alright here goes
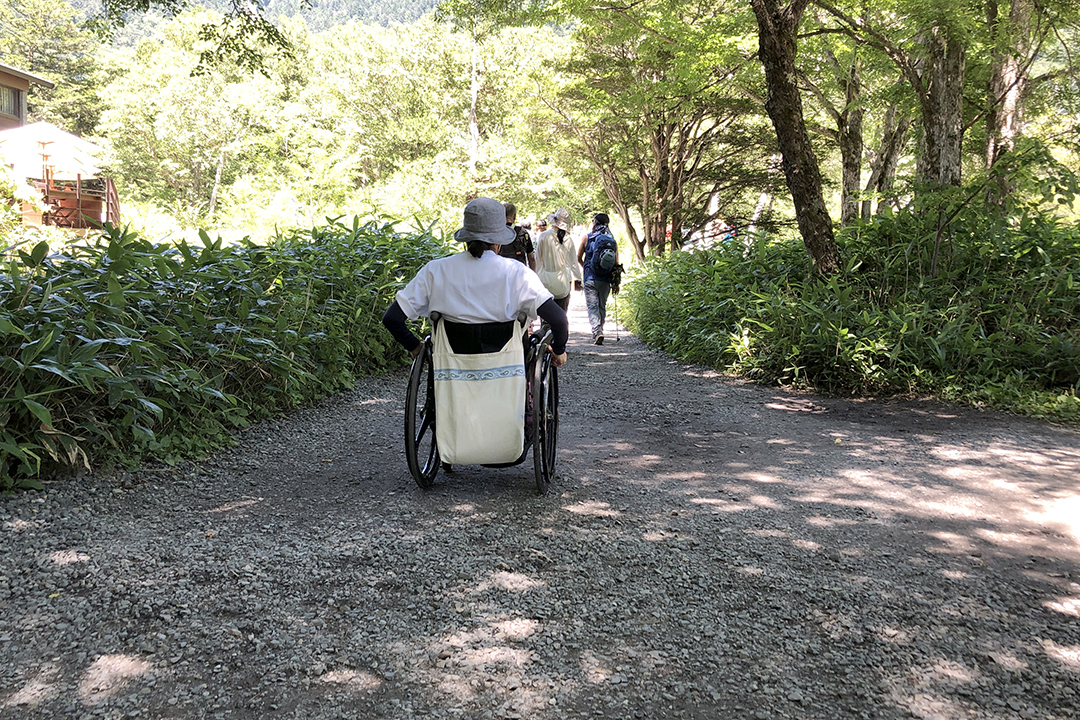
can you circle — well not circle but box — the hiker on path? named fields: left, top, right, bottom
left=577, top=212, right=620, bottom=345
left=534, top=208, right=582, bottom=313
left=532, top=215, right=548, bottom=243
left=381, top=197, right=568, bottom=366
left=498, top=202, right=536, bottom=271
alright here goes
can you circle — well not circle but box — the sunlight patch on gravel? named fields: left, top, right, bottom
left=487, top=571, right=544, bottom=592
left=562, top=501, right=620, bottom=517
left=1041, top=639, right=1080, bottom=669
left=49, top=549, right=90, bottom=565
left=747, top=494, right=783, bottom=509
left=654, top=471, right=708, bottom=481
left=320, top=669, right=381, bottom=691
left=792, top=538, right=822, bottom=551
left=1031, top=495, right=1080, bottom=542
left=78, top=654, right=152, bottom=704
left=492, top=618, right=539, bottom=640
left=2, top=665, right=58, bottom=708
left=1044, top=594, right=1080, bottom=618
left=3, top=518, right=41, bottom=532
left=457, top=645, right=533, bottom=669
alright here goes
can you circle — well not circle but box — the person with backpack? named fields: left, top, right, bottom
left=498, top=202, right=536, bottom=271
left=534, top=208, right=581, bottom=313
left=577, top=212, right=620, bottom=345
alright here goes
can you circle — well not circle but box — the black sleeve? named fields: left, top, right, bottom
left=536, top=298, right=568, bottom=355
left=382, top=301, right=421, bottom=353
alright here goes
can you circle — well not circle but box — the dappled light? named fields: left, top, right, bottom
left=1041, top=640, right=1080, bottom=669
left=1035, top=496, right=1080, bottom=541
left=49, top=550, right=90, bottom=565
left=1044, top=594, right=1080, bottom=618
left=1, top=666, right=58, bottom=708
left=580, top=650, right=614, bottom=684
left=77, top=655, right=152, bottom=704
left=486, top=571, right=544, bottom=592
left=562, top=501, right=621, bottom=517
left=319, top=669, right=382, bottom=693
left=2, top=295, right=1077, bottom=720
left=3, top=519, right=41, bottom=532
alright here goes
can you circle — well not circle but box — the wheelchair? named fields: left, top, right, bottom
left=404, top=312, right=560, bottom=494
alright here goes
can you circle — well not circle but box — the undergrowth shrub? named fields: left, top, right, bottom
left=0, top=218, right=444, bottom=489
left=622, top=208, right=1080, bottom=422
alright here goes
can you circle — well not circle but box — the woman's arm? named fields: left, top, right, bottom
left=536, top=297, right=569, bottom=366
left=381, top=301, right=423, bottom=357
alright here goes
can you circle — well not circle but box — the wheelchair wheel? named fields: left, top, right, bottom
left=531, top=346, right=559, bottom=494
left=405, top=342, right=440, bottom=489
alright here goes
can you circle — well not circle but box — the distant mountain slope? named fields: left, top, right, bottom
left=74, top=0, right=439, bottom=34
left=261, top=0, right=439, bottom=31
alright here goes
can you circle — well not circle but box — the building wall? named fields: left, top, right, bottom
left=0, top=70, right=31, bottom=131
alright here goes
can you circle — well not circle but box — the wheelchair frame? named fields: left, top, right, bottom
left=404, top=317, right=559, bottom=494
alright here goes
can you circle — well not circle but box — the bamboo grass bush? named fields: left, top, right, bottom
left=622, top=207, right=1080, bottom=422
left=0, top=218, right=444, bottom=489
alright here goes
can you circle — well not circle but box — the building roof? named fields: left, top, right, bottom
left=0, top=121, right=102, bottom=180
left=0, top=62, right=55, bottom=89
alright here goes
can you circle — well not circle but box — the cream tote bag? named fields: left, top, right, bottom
left=432, top=320, right=526, bottom=465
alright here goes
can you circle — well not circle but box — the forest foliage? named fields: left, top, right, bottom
left=623, top=157, right=1080, bottom=422
left=0, top=219, right=442, bottom=489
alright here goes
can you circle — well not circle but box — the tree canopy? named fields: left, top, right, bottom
left=4, top=0, right=1079, bottom=266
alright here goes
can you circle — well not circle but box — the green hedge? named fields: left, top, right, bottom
left=622, top=209, right=1080, bottom=422
left=1, top=218, right=444, bottom=489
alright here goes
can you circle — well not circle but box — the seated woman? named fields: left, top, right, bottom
left=381, top=197, right=569, bottom=365
left=382, top=197, right=569, bottom=466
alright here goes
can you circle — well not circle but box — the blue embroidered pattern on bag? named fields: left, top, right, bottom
left=434, top=365, right=526, bottom=381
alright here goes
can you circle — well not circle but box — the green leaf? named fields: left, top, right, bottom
left=21, top=398, right=53, bottom=428
left=30, top=241, right=49, bottom=267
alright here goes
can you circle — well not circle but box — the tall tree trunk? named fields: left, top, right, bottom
left=614, top=205, right=645, bottom=263
left=839, top=46, right=863, bottom=227
left=862, top=104, right=911, bottom=220
left=468, top=36, right=480, bottom=181
left=985, top=0, right=1034, bottom=206
left=917, top=28, right=965, bottom=187
left=750, top=0, right=840, bottom=273
left=208, top=148, right=225, bottom=217
left=985, top=0, right=1032, bottom=168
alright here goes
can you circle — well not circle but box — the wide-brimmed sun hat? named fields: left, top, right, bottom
left=551, top=208, right=571, bottom=230
left=453, top=197, right=517, bottom=245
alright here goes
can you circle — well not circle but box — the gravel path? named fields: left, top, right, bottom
left=3, top=295, right=1079, bottom=720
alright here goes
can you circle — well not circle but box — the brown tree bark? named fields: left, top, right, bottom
left=750, top=0, right=840, bottom=273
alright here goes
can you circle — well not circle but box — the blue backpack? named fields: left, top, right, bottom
left=589, top=230, right=618, bottom=276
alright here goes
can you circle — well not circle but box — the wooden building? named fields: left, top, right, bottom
left=0, top=121, right=121, bottom=229
left=0, top=62, right=54, bottom=131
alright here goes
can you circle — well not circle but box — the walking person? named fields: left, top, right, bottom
left=577, top=213, right=620, bottom=345
left=498, top=202, right=536, bottom=271
left=534, top=208, right=581, bottom=313
left=532, top=215, right=548, bottom=244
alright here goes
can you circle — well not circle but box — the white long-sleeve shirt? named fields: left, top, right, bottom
left=534, top=229, right=582, bottom=299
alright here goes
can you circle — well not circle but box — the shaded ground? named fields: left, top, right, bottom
left=2, top=294, right=1079, bottom=719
